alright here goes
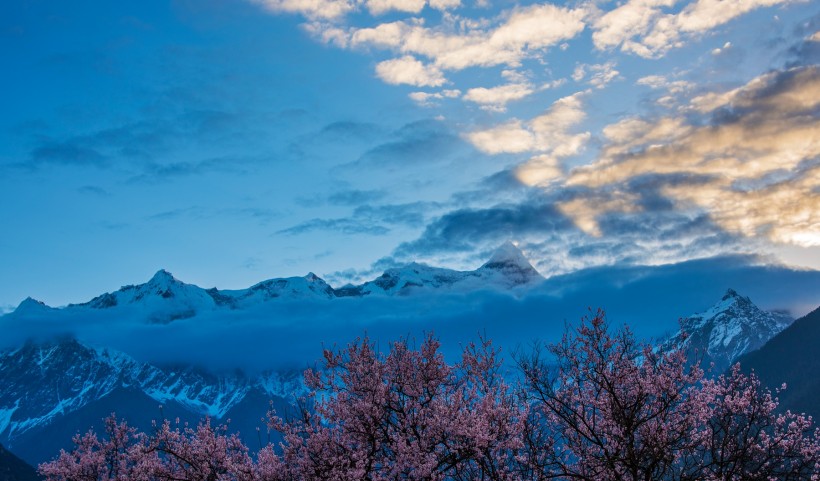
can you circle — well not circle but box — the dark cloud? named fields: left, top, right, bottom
left=277, top=218, right=390, bottom=236
left=77, top=185, right=110, bottom=196
left=352, top=120, right=464, bottom=168
left=30, top=142, right=106, bottom=167
left=278, top=202, right=438, bottom=236
left=352, top=202, right=436, bottom=228
left=317, top=121, right=382, bottom=142
left=395, top=200, right=575, bottom=256
left=327, top=189, right=388, bottom=206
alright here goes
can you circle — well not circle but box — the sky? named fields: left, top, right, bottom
left=1, top=0, right=819, bottom=312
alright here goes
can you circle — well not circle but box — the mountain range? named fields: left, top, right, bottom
left=0, top=244, right=815, bottom=468
left=6, top=241, right=543, bottom=325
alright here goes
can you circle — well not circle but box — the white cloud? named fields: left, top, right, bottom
left=409, top=89, right=461, bottom=106
left=588, top=61, right=620, bottom=88
left=463, top=83, right=535, bottom=111
left=375, top=56, right=446, bottom=86
left=366, top=0, right=426, bottom=15
left=592, top=0, right=798, bottom=58
left=341, top=3, right=586, bottom=71
left=252, top=0, right=355, bottom=20
left=467, top=121, right=534, bottom=154
left=572, top=64, right=586, bottom=82
left=467, top=93, right=590, bottom=163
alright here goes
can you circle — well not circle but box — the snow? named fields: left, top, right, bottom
left=662, top=288, right=794, bottom=373
left=0, top=402, right=18, bottom=435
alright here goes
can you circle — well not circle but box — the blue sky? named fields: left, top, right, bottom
left=1, top=0, right=819, bottom=310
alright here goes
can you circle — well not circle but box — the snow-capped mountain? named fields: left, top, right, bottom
left=660, top=288, right=793, bottom=374
left=3, top=242, right=543, bottom=322
left=352, top=242, right=543, bottom=296
left=0, top=338, right=302, bottom=465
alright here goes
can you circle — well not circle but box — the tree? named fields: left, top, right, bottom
left=266, top=335, right=528, bottom=481
left=517, top=310, right=820, bottom=481
left=40, top=312, right=820, bottom=481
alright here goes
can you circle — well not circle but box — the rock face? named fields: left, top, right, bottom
left=660, top=289, right=793, bottom=374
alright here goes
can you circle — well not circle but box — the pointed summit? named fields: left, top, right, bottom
left=14, top=297, right=52, bottom=313
left=482, top=242, right=537, bottom=271
left=723, top=288, right=739, bottom=299
left=479, top=242, right=543, bottom=286
left=148, top=269, right=176, bottom=285
left=661, top=289, right=793, bottom=374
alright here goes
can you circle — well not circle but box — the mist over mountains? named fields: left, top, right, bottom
left=2, top=247, right=819, bottom=373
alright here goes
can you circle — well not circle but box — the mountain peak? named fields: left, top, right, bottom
left=479, top=242, right=543, bottom=285
left=483, top=242, right=531, bottom=268
left=149, top=269, right=176, bottom=284
left=722, top=288, right=741, bottom=301
left=15, top=297, right=51, bottom=312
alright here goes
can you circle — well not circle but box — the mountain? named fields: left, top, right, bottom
left=0, top=338, right=301, bottom=466
left=737, top=306, right=820, bottom=419
left=0, top=444, right=39, bottom=481
left=2, top=243, right=543, bottom=322
left=660, top=289, right=792, bottom=374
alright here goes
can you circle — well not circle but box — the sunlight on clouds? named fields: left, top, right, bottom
left=467, top=121, right=533, bottom=154
left=375, top=55, right=446, bottom=86
left=567, top=66, right=820, bottom=248
left=557, top=194, right=640, bottom=237
left=513, top=154, right=563, bottom=186
left=467, top=93, right=590, bottom=160
left=664, top=167, right=820, bottom=247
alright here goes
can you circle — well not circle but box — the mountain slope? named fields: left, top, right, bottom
left=738, top=306, right=820, bottom=419
left=0, top=339, right=300, bottom=465
left=660, top=289, right=792, bottom=374
left=0, top=444, right=38, bottom=481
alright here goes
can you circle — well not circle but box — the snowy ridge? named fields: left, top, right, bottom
left=660, top=289, right=793, bottom=373
left=3, top=243, right=544, bottom=323
left=0, top=339, right=305, bottom=442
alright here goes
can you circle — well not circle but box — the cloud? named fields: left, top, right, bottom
left=408, top=89, right=461, bottom=107
left=592, top=0, right=798, bottom=58
left=327, top=189, right=388, bottom=206
left=395, top=200, right=576, bottom=257
left=278, top=201, right=438, bottom=236
left=572, top=61, right=621, bottom=89
left=29, top=142, right=106, bottom=167
left=463, top=83, right=535, bottom=111
left=77, top=185, right=110, bottom=196
left=375, top=56, right=446, bottom=87
left=337, top=3, right=586, bottom=72
left=355, top=119, right=463, bottom=166
left=278, top=218, right=391, bottom=236
left=366, top=0, right=426, bottom=15
left=468, top=93, right=589, bottom=155
left=251, top=0, right=355, bottom=20
left=566, top=65, right=820, bottom=248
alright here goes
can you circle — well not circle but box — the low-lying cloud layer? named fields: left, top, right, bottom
left=2, top=256, right=818, bottom=373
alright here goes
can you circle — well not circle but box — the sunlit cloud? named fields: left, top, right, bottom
left=566, top=65, right=820, bottom=248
